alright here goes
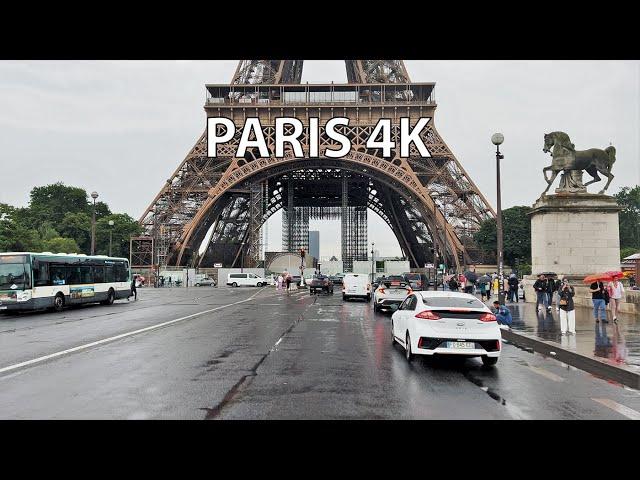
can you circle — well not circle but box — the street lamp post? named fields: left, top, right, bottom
left=108, top=220, right=114, bottom=257
left=371, top=242, right=375, bottom=284
left=240, top=241, right=245, bottom=273
left=90, top=191, right=98, bottom=255
left=492, top=132, right=505, bottom=305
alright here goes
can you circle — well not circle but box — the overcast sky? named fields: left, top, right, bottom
left=0, top=60, right=638, bottom=258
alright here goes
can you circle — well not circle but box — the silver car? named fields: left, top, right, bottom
left=195, top=277, right=216, bottom=287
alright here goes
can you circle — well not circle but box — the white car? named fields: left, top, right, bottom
left=373, top=279, right=412, bottom=312
left=391, top=291, right=501, bottom=366
left=342, top=273, right=371, bottom=301
left=226, top=272, right=267, bottom=287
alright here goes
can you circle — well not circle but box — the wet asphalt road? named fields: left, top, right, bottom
left=1, top=286, right=640, bottom=419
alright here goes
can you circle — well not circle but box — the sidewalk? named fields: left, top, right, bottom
left=490, top=296, right=640, bottom=387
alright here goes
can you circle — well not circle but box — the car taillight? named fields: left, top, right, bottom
left=479, top=313, right=497, bottom=322
left=415, top=310, right=440, bottom=320
left=378, top=287, right=385, bottom=294
left=406, top=288, right=413, bottom=295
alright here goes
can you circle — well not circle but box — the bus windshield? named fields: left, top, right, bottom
left=0, top=263, right=30, bottom=290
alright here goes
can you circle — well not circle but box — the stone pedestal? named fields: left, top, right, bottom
left=530, top=194, right=622, bottom=277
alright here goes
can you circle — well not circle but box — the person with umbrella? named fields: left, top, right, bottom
left=477, top=274, right=490, bottom=301
left=585, top=274, right=608, bottom=323
left=606, top=272, right=625, bottom=323
left=463, top=270, right=477, bottom=295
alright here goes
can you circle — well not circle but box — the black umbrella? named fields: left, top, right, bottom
left=464, top=270, right=478, bottom=282
left=478, top=274, right=491, bottom=283
left=539, top=272, right=557, bottom=278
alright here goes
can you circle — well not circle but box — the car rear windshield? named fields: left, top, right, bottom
left=404, top=274, right=420, bottom=280
left=420, top=296, right=486, bottom=309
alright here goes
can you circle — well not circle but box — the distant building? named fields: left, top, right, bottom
left=309, top=231, right=320, bottom=260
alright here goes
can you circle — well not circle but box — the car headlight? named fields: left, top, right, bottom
left=17, top=290, right=32, bottom=302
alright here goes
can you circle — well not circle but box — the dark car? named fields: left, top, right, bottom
left=291, top=275, right=302, bottom=286
left=403, top=272, right=429, bottom=291
left=329, top=274, right=344, bottom=285
left=381, top=275, right=406, bottom=287
left=309, top=275, right=334, bottom=295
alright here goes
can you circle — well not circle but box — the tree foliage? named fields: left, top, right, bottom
left=473, top=206, right=532, bottom=267
left=614, top=185, right=640, bottom=250
left=0, top=183, right=139, bottom=258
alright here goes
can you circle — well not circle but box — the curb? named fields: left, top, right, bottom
left=501, top=329, right=640, bottom=390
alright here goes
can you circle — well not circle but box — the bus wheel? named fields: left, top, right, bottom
left=102, top=289, right=115, bottom=305
left=53, top=293, right=65, bottom=312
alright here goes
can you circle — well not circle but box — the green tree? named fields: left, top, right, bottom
left=42, top=237, right=81, bottom=254
left=473, top=206, right=532, bottom=266
left=59, top=212, right=92, bottom=253
left=621, top=246, right=638, bottom=260
left=27, top=183, right=89, bottom=227
left=95, top=214, right=142, bottom=258
left=614, top=185, right=640, bottom=249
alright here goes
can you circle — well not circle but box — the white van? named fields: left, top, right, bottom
left=342, top=273, right=371, bottom=301
left=227, top=272, right=267, bottom=287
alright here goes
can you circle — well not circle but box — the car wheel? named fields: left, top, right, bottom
left=232, top=282, right=238, bottom=287
left=53, top=293, right=65, bottom=312
left=256, top=282, right=262, bottom=287
left=482, top=356, right=498, bottom=367
left=405, top=332, right=413, bottom=362
left=195, top=283, right=200, bottom=287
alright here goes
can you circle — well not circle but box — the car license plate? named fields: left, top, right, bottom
left=447, top=341, right=474, bottom=349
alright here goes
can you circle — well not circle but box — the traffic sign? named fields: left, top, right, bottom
left=214, top=263, right=222, bottom=268
left=425, top=263, right=434, bottom=269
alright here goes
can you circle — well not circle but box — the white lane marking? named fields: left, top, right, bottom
left=592, top=398, right=640, bottom=420
left=0, top=288, right=265, bottom=376
left=528, top=365, right=565, bottom=382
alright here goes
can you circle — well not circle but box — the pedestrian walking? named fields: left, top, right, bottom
left=128, top=274, right=138, bottom=301
left=492, top=276, right=500, bottom=298
left=557, top=278, right=575, bottom=335
left=629, top=274, right=636, bottom=288
left=508, top=274, right=519, bottom=303
left=589, top=279, right=607, bottom=323
left=534, top=274, right=549, bottom=312
left=277, top=274, right=284, bottom=291
left=448, top=276, right=459, bottom=292
left=168, top=277, right=172, bottom=287
left=478, top=278, right=488, bottom=301
left=285, top=273, right=292, bottom=293
left=464, top=276, right=474, bottom=294
left=607, top=277, right=625, bottom=323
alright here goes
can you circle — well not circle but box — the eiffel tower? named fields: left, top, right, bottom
left=136, top=60, right=495, bottom=272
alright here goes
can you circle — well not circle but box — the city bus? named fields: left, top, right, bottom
left=0, top=252, right=132, bottom=313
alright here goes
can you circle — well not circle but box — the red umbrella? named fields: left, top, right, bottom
left=583, top=272, right=621, bottom=284
left=602, top=271, right=624, bottom=279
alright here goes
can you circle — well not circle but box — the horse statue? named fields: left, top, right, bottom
left=541, top=131, right=616, bottom=195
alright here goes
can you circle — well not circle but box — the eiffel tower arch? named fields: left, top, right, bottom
left=137, top=60, right=496, bottom=272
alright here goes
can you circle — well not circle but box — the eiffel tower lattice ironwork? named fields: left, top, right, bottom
left=137, top=60, right=496, bottom=272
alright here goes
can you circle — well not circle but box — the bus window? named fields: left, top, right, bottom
left=66, top=266, right=81, bottom=285
left=115, top=264, right=128, bottom=282
left=33, top=260, right=49, bottom=287
left=50, top=265, right=66, bottom=285
left=105, top=266, right=115, bottom=283
left=80, top=266, right=93, bottom=284
left=94, top=266, right=105, bottom=283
